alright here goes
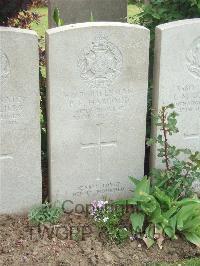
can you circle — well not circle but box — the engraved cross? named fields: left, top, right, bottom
left=81, top=123, right=117, bottom=181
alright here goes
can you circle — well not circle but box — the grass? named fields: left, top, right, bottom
left=30, top=7, right=48, bottom=38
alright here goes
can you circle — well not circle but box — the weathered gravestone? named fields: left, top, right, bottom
left=46, top=22, right=149, bottom=205
left=48, top=0, right=127, bottom=28
left=151, top=19, right=200, bottom=170
left=0, top=27, right=41, bottom=214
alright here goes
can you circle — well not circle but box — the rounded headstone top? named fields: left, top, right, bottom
left=0, top=26, right=38, bottom=36
left=46, top=22, right=149, bottom=35
left=156, top=18, right=200, bottom=30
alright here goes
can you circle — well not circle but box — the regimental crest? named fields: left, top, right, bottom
left=186, top=37, right=200, bottom=79
left=0, top=50, right=10, bottom=86
left=77, top=35, right=123, bottom=88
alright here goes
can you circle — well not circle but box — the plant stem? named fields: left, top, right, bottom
left=161, top=107, right=170, bottom=171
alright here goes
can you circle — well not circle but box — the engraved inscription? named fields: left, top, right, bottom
left=0, top=50, right=10, bottom=86
left=173, top=84, right=200, bottom=112
left=73, top=182, right=127, bottom=197
left=172, top=83, right=200, bottom=151
left=81, top=123, right=117, bottom=181
left=0, top=96, right=25, bottom=125
left=77, top=35, right=123, bottom=88
left=66, top=87, right=134, bottom=120
left=186, top=37, right=200, bottom=78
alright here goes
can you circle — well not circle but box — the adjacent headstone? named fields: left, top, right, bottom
left=0, top=27, right=41, bottom=214
left=151, top=19, right=200, bottom=169
left=47, top=22, right=149, bottom=205
left=48, top=0, right=127, bottom=28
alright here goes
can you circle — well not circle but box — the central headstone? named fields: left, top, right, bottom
left=48, top=0, right=127, bottom=28
left=0, top=27, right=41, bottom=214
left=47, top=22, right=149, bottom=204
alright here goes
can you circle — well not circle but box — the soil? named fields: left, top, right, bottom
left=0, top=213, right=199, bottom=266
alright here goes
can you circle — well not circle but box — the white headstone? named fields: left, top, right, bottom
left=0, top=27, right=41, bottom=214
left=151, top=19, right=200, bottom=169
left=47, top=22, right=149, bottom=204
left=48, top=0, right=127, bottom=28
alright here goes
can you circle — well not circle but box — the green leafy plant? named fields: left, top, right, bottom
left=90, top=200, right=130, bottom=244
left=53, top=7, right=64, bottom=27
left=133, top=0, right=200, bottom=34
left=28, top=201, right=64, bottom=225
left=132, top=0, right=200, bottom=65
left=147, top=104, right=200, bottom=200
left=116, top=176, right=200, bottom=248
left=114, top=105, right=200, bottom=248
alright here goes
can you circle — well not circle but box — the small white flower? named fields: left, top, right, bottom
left=123, top=228, right=127, bottom=231
left=103, top=217, right=109, bottom=222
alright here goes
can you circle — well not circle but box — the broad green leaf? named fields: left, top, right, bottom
left=183, top=231, right=200, bottom=247
left=164, top=216, right=177, bottom=239
left=127, top=198, right=138, bottom=205
left=150, top=203, right=167, bottom=225
left=176, top=199, right=200, bottom=207
left=176, top=204, right=200, bottom=231
left=53, top=8, right=64, bottom=27
left=138, top=194, right=158, bottom=214
left=183, top=216, right=200, bottom=231
left=143, top=225, right=155, bottom=248
left=114, top=199, right=129, bottom=205
left=134, top=176, right=150, bottom=197
left=129, top=176, right=140, bottom=186
left=163, top=206, right=178, bottom=219
left=146, top=224, right=154, bottom=239
left=130, top=212, right=145, bottom=233
left=153, top=186, right=172, bottom=209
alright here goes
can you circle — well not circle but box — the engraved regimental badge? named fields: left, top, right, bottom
left=186, top=36, right=200, bottom=79
left=78, top=35, right=123, bottom=88
left=0, top=50, right=10, bottom=87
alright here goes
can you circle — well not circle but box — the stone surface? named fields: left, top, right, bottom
left=151, top=19, right=200, bottom=169
left=46, top=22, right=149, bottom=204
left=48, top=0, right=127, bottom=28
left=0, top=27, right=41, bottom=214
